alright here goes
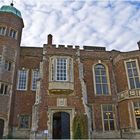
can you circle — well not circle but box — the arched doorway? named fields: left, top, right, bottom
left=0, top=119, right=4, bottom=138
left=52, top=112, right=70, bottom=139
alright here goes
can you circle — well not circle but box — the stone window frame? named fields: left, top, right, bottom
left=0, top=25, right=7, bottom=36
left=101, top=104, right=116, bottom=132
left=8, top=27, right=18, bottom=40
left=4, top=59, right=12, bottom=71
left=93, top=62, right=111, bottom=96
left=124, top=59, right=140, bottom=90
left=49, top=56, right=74, bottom=82
left=0, top=82, right=9, bottom=95
left=133, top=101, right=140, bottom=130
left=18, top=115, right=31, bottom=129
left=17, top=69, right=29, bottom=91
left=31, top=69, right=40, bottom=91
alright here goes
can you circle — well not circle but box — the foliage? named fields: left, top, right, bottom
left=72, top=114, right=88, bottom=139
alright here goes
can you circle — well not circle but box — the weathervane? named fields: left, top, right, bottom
left=10, top=0, right=14, bottom=6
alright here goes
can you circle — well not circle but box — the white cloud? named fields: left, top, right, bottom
left=0, top=0, right=140, bottom=51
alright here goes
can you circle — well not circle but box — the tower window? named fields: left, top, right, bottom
left=9, top=28, right=17, bottom=39
left=125, top=60, right=140, bottom=89
left=0, top=82, right=9, bottom=95
left=0, top=26, right=6, bottom=36
left=4, top=60, right=12, bottom=71
left=17, top=70, right=28, bottom=90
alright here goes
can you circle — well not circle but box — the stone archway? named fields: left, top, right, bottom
left=52, top=112, right=70, bottom=139
left=0, top=119, right=4, bottom=138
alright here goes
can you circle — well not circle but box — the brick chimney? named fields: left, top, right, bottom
left=137, top=41, right=140, bottom=50
left=47, top=34, right=53, bottom=46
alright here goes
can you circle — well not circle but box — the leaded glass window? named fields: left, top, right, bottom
left=94, top=64, right=109, bottom=95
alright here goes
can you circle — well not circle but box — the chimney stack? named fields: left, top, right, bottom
left=47, top=34, right=53, bottom=46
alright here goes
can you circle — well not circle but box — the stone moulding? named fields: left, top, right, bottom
left=118, top=89, right=140, bottom=101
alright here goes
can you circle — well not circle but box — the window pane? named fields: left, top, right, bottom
left=107, top=105, right=113, bottom=111
left=103, top=112, right=108, bottom=119
left=102, top=105, right=108, bottom=111
left=4, top=85, right=8, bottom=94
left=95, top=64, right=105, bottom=69
left=135, top=77, right=140, bottom=88
left=109, top=112, right=113, bottom=119
left=95, top=76, right=101, bottom=83
left=102, top=76, right=107, bottom=83
left=128, top=69, right=133, bottom=77
left=17, top=70, right=27, bottom=90
left=0, top=26, right=6, bottom=35
left=110, top=120, right=115, bottom=130
left=96, top=84, right=102, bottom=94
left=126, top=61, right=140, bottom=89
left=101, top=70, right=106, bottom=75
left=136, top=118, right=140, bottom=129
left=56, top=58, right=67, bottom=81
left=132, top=61, right=136, bottom=68
left=32, top=70, right=39, bottom=90
left=0, top=84, right=4, bottom=94
left=9, top=29, right=17, bottom=39
left=19, top=115, right=30, bottom=129
left=134, top=102, right=139, bottom=108
left=133, top=68, right=138, bottom=76
left=103, top=84, right=109, bottom=95
left=104, top=120, right=109, bottom=131
left=95, top=69, right=100, bottom=75
left=129, top=78, right=135, bottom=89
left=126, top=62, right=131, bottom=68
left=133, top=101, right=140, bottom=129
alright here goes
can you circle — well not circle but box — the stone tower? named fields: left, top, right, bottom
left=0, top=3, right=24, bottom=138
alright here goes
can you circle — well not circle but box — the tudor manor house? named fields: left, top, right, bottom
left=1, top=3, right=140, bottom=139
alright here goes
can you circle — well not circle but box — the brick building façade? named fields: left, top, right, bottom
left=0, top=4, right=140, bottom=139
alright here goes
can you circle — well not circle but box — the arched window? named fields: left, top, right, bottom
left=94, top=64, right=109, bottom=95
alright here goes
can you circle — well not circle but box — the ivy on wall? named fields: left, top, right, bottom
left=72, top=114, right=88, bottom=139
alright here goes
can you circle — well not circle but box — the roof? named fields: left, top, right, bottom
left=0, top=4, right=22, bottom=18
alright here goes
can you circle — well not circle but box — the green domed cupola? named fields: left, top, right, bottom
left=0, top=3, right=22, bottom=18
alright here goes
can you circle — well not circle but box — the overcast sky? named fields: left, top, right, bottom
left=1, top=0, right=140, bottom=51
